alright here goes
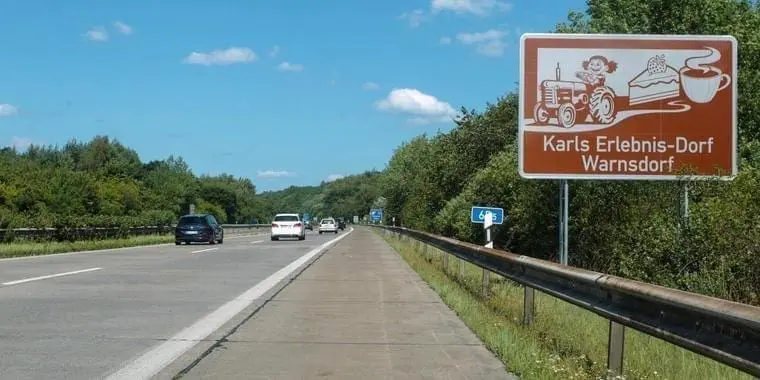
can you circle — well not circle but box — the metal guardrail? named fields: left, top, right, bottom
left=0, top=224, right=270, bottom=241
left=374, top=225, right=760, bottom=378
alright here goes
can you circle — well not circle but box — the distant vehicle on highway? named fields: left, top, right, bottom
left=336, top=217, right=346, bottom=231
left=271, top=213, right=306, bottom=241
left=302, top=214, right=314, bottom=231
left=175, top=214, right=224, bottom=245
left=319, top=218, right=339, bottom=234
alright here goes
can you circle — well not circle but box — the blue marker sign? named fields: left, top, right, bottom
left=470, top=206, right=504, bottom=224
left=370, top=208, right=383, bottom=222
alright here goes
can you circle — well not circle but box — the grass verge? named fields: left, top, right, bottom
left=376, top=231, right=751, bottom=380
left=0, top=234, right=174, bottom=258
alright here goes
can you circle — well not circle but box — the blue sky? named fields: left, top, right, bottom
left=0, top=0, right=586, bottom=192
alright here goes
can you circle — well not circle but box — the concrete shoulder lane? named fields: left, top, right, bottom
left=168, top=228, right=514, bottom=379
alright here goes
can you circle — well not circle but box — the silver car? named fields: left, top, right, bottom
left=318, top=218, right=339, bottom=234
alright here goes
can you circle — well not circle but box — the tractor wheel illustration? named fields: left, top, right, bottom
left=533, top=102, right=550, bottom=125
left=557, top=103, right=576, bottom=128
left=590, top=86, right=616, bottom=124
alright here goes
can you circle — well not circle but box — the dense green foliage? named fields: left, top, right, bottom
left=378, top=0, right=760, bottom=305
left=0, top=136, right=267, bottom=236
left=259, top=171, right=384, bottom=221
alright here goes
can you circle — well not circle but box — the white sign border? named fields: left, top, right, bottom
left=517, top=33, right=738, bottom=181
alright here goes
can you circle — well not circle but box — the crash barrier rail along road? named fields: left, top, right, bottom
left=0, top=224, right=271, bottom=241
left=371, top=225, right=760, bottom=378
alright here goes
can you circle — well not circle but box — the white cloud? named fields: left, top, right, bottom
left=362, top=82, right=380, bottom=91
left=431, top=0, right=513, bottom=16
left=269, top=45, right=280, bottom=58
left=400, top=1, right=512, bottom=29
left=277, top=61, right=304, bottom=72
left=84, top=26, right=109, bottom=42
left=375, top=88, right=457, bottom=125
left=184, top=47, right=258, bottom=66
left=113, top=21, right=133, bottom=35
left=399, top=9, right=426, bottom=27
left=0, top=104, right=18, bottom=116
left=326, top=174, right=344, bottom=182
left=257, top=170, right=296, bottom=178
left=439, top=36, right=452, bottom=45
left=456, top=29, right=508, bottom=57
left=7, top=137, right=34, bottom=151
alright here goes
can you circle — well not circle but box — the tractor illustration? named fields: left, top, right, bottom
left=533, top=62, right=617, bottom=128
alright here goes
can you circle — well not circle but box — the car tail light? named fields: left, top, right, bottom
left=271, top=223, right=279, bottom=228
left=294, top=223, right=302, bottom=227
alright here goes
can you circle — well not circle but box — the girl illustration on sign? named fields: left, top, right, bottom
left=575, top=55, right=618, bottom=88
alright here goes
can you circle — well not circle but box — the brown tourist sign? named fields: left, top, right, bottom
left=518, top=34, right=737, bottom=180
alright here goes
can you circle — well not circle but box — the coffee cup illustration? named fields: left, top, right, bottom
left=679, top=47, right=731, bottom=104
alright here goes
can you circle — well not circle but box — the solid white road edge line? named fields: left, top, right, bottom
left=250, top=240, right=264, bottom=244
left=2, top=267, right=103, bottom=286
left=105, top=228, right=354, bottom=380
left=0, top=232, right=267, bottom=262
left=190, top=248, right=219, bottom=254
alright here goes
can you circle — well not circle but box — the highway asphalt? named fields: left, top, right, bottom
left=0, top=229, right=349, bottom=379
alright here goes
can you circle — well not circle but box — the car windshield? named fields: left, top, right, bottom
left=178, top=216, right=204, bottom=225
left=274, top=215, right=299, bottom=222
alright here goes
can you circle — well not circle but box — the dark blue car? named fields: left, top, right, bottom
left=174, top=214, right=224, bottom=245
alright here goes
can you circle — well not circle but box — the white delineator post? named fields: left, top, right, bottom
left=482, top=211, right=493, bottom=297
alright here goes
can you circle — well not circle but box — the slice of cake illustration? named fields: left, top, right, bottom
left=628, top=54, right=680, bottom=106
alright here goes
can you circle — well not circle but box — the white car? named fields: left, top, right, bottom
left=271, top=213, right=306, bottom=241
left=318, top=218, right=339, bottom=234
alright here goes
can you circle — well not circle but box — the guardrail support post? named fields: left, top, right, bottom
left=443, top=252, right=449, bottom=272
left=607, top=320, right=625, bottom=377
left=523, top=286, right=535, bottom=325
left=482, top=223, right=494, bottom=298
left=459, top=258, right=465, bottom=279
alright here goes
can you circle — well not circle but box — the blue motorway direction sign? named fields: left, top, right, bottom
left=470, top=206, right=504, bottom=225
left=370, top=208, right=383, bottom=222
left=303, top=213, right=311, bottom=222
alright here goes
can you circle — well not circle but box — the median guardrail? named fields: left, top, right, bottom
left=373, top=225, right=760, bottom=378
left=0, top=224, right=270, bottom=242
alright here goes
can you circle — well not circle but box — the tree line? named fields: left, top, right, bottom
left=258, top=170, right=385, bottom=221
left=0, top=134, right=384, bottom=234
left=0, top=136, right=269, bottom=233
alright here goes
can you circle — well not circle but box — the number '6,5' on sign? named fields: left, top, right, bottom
left=471, top=206, right=504, bottom=225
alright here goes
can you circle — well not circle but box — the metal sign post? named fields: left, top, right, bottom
left=482, top=211, right=494, bottom=297
left=558, top=180, right=569, bottom=266
left=683, top=182, right=690, bottom=223
left=470, top=206, right=503, bottom=296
